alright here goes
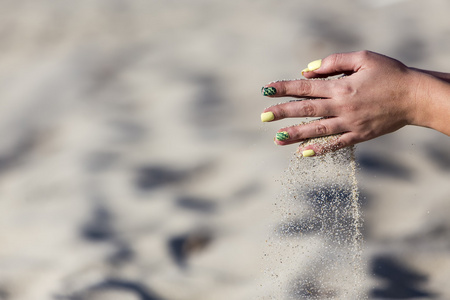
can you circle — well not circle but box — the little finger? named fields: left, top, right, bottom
left=274, top=118, right=346, bottom=146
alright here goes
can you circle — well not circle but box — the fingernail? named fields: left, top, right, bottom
left=261, top=112, right=274, bottom=122
left=302, top=59, right=322, bottom=75
left=261, top=86, right=277, bottom=96
left=276, top=131, right=290, bottom=141
left=302, top=149, right=316, bottom=157
left=307, top=59, right=322, bottom=71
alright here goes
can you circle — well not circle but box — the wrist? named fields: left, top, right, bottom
left=409, top=69, right=450, bottom=135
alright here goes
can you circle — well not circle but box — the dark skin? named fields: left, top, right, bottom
left=262, top=51, right=450, bottom=156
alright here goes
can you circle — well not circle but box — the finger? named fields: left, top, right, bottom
left=274, top=117, right=345, bottom=146
left=261, top=98, right=336, bottom=122
left=261, top=78, right=334, bottom=98
left=296, top=132, right=362, bottom=157
left=302, top=50, right=372, bottom=78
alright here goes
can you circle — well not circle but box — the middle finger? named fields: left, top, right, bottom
left=262, top=79, right=335, bottom=98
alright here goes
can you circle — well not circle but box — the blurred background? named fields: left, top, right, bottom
left=0, top=0, right=450, bottom=299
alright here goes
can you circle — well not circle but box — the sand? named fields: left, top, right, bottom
left=0, top=0, right=450, bottom=299
left=260, top=144, right=365, bottom=299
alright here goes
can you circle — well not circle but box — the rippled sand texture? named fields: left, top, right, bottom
left=1, top=0, right=450, bottom=299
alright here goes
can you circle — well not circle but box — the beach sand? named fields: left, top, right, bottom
left=0, top=0, right=450, bottom=299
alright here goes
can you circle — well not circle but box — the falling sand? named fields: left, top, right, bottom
left=261, top=135, right=366, bottom=299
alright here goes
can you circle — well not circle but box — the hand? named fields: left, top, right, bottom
left=261, top=50, right=450, bottom=156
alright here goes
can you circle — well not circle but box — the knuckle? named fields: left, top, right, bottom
left=301, top=102, right=316, bottom=117
left=315, top=123, right=328, bottom=135
left=325, top=139, right=345, bottom=152
left=333, top=140, right=346, bottom=149
left=297, top=80, right=313, bottom=96
left=270, top=105, right=285, bottom=119
left=359, top=130, right=374, bottom=141
left=278, top=108, right=287, bottom=119
left=356, top=50, right=372, bottom=62
left=334, top=81, right=355, bottom=98
left=344, top=104, right=358, bottom=114
left=328, top=53, right=344, bottom=68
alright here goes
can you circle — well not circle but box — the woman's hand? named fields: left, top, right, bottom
left=261, top=50, right=450, bottom=156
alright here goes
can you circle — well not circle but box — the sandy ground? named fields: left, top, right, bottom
left=0, top=0, right=450, bottom=299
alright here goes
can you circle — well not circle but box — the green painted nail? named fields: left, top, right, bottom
left=276, top=131, right=290, bottom=141
left=262, top=87, right=277, bottom=96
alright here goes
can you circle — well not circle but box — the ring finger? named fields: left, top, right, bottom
left=262, top=98, right=337, bottom=121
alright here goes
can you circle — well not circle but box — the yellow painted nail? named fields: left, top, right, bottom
left=261, top=112, right=275, bottom=122
left=307, top=59, right=322, bottom=71
left=301, top=67, right=310, bottom=75
left=302, top=149, right=316, bottom=157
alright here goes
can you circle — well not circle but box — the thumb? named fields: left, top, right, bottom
left=302, top=51, right=370, bottom=78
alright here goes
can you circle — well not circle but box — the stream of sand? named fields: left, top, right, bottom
left=261, top=144, right=366, bottom=299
